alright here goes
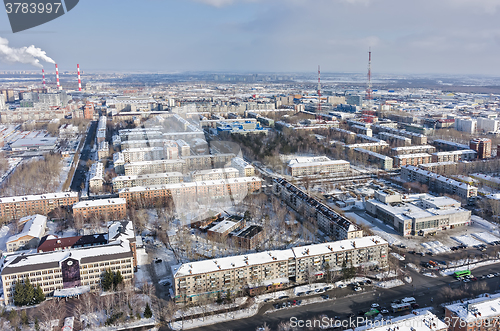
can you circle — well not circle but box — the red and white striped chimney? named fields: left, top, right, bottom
left=77, top=64, right=82, bottom=91
left=55, top=64, right=61, bottom=90
left=42, top=69, right=45, bottom=87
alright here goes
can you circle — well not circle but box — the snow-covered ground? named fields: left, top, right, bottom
left=421, top=241, right=451, bottom=254
left=375, top=279, right=404, bottom=288
left=471, top=215, right=499, bottom=232
left=452, top=235, right=483, bottom=247
left=472, top=232, right=500, bottom=244
left=391, top=252, right=405, bottom=261
left=345, top=213, right=401, bottom=246
left=173, top=298, right=247, bottom=319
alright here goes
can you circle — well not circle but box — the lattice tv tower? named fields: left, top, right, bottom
left=317, top=65, right=321, bottom=115
left=366, top=48, right=372, bottom=109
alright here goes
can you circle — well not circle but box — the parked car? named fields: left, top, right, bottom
left=321, top=295, right=329, bottom=300
left=371, top=303, right=380, bottom=308
left=381, top=309, right=389, bottom=314
left=354, top=287, right=362, bottom=292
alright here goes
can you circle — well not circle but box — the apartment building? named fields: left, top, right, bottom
left=366, top=191, right=470, bottom=236
left=353, top=148, right=393, bottom=170
left=418, top=161, right=459, bottom=173
left=231, top=157, right=255, bottom=177
left=89, top=162, right=104, bottom=192
left=119, top=177, right=262, bottom=208
left=372, top=125, right=427, bottom=145
left=378, top=132, right=412, bottom=147
left=191, top=168, right=239, bottom=182
left=391, top=145, right=436, bottom=156
left=112, top=172, right=184, bottom=192
left=6, top=215, right=47, bottom=252
left=393, top=153, right=432, bottom=168
left=0, top=192, right=79, bottom=220
left=431, top=150, right=477, bottom=162
left=401, top=165, right=478, bottom=202
left=182, top=154, right=235, bottom=171
left=120, top=139, right=165, bottom=150
left=96, top=116, right=107, bottom=143
left=470, top=138, right=492, bottom=159
left=97, top=141, right=109, bottom=160
left=122, top=147, right=165, bottom=163
left=171, top=236, right=388, bottom=303
left=432, top=139, right=470, bottom=151
left=124, top=159, right=186, bottom=176
left=119, top=127, right=163, bottom=141
left=73, top=198, right=127, bottom=220
left=351, top=125, right=372, bottom=137
left=176, top=139, right=190, bottom=157
left=287, top=157, right=350, bottom=177
left=232, top=225, right=264, bottom=250
left=345, top=142, right=389, bottom=152
left=1, top=240, right=134, bottom=305
left=273, top=178, right=363, bottom=240
left=445, top=293, right=500, bottom=331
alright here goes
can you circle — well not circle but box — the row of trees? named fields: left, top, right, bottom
left=13, top=279, right=45, bottom=307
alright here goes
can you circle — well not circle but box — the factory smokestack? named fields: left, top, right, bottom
left=55, top=64, right=61, bottom=90
left=77, top=64, right=81, bottom=91
left=42, top=69, right=45, bottom=87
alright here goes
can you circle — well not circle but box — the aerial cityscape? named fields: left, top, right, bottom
left=1, top=1, right=500, bottom=331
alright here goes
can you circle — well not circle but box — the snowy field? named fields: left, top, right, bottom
left=440, top=259, right=500, bottom=276
left=472, top=232, right=500, bottom=244
left=375, top=279, right=404, bottom=288
left=452, top=235, right=483, bottom=247
left=421, top=241, right=451, bottom=254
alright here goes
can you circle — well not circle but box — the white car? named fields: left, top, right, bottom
left=354, top=287, right=362, bottom=292
left=487, top=274, right=495, bottom=278
left=371, top=303, right=380, bottom=308
left=337, top=284, right=346, bottom=288
left=381, top=309, right=389, bottom=314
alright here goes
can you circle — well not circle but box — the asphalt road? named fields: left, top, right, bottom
left=70, top=121, right=96, bottom=192
left=175, top=260, right=500, bottom=331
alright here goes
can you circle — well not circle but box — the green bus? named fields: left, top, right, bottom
left=454, top=270, right=471, bottom=278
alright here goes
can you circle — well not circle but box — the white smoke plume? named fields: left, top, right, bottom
left=0, top=37, right=55, bottom=68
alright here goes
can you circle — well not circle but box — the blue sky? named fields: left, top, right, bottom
left=1, top=0, right=500, bottom=74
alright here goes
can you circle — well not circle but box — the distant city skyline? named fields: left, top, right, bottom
left=0, top=0, right=499, bottom=75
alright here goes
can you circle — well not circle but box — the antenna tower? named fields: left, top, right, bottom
left=317, top=65, right=321, bottom=117
left=367, top=48, right=372, bottom=108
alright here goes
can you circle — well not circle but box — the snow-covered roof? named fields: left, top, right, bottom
left=2, top=239, right=132, bottom=275
left=0, top=192, right=78, bottom=204
left=402, top=165, right=478, bottom=190
left=191, top=167, right=239, bottom=176
left=446, top=293, right=500, bottom=322
left=231, top=157, right=253, bottom=168
left=113, top=172, right=183, bottom=182
left=119, top=177, right=261, bottom=193
left=89, top=162, right=104, bottom=181
left=392, top=145, right=435, bottom=151
left=347, top=311, right=447, bottom=331
left=73, top=198, right=126, bottom=209
left=113, top=152, right=125, bottom=164
left=108, top=220, right=135, bottom=242
left=395, top=153, right=432, bottom=159
left=171, top=236, right=387, bottom=278
left=288, top=156, right=349, bottom=168
left=209, top=220, right=239, bottom=234
left=7, top=214, right=47, bottom=243
left=432, top=149, right=476, bottom=156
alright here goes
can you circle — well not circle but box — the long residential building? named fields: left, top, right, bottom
left=112, top=172, right=184, bottom=192
left=119, top=177, right=262, bottom=207
left=171, top=236, right=388, bottom=303
left=378, top=132, right=412, bottom=147
left=418, top=161, right=459, bottom=173
left=122, top=147, right=166, bottom=162
left=287, top=156, right=350, bottom=177
left=0, top=192, right=79, bottom=220
left=353, top=148, right=393, bottom=170
left=273, top=178, right=363, bottom=240
left=432, top=139, right=470, bottom=151
left=393, top=153, right=432, bottom=168
left=191, top=168, right=239, bottom=182
left=231, top=157, right=255, bottom=177
left=401, top=165, right=478, bottom=201
left=124, top=159, right=186, bottom=176
left=89, top=162, right=104, bottom=192
left=431, top=150, right=477, bottom=162
left=390, top=145, right=436, bottom=156
left=73, top=198, right=127, bottom=220
left=120, top=139, right=166, bottom=149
